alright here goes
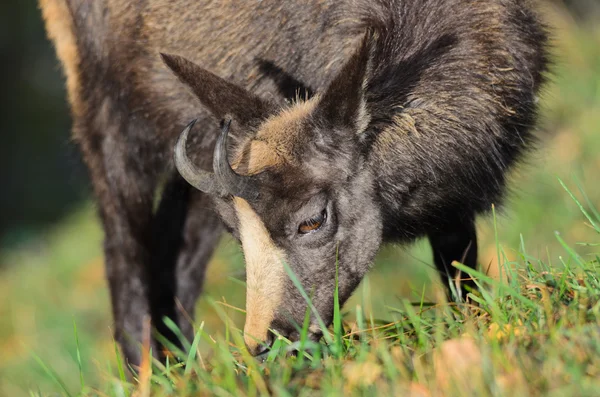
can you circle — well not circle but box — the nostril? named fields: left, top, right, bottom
left=257, top=335, right=273, bottom=356
left=248, top=332, right=274, bottom=357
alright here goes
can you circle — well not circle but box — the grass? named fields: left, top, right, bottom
left=19, top=196, right=600, bottom=396
left=1, top=4, right=599, bottom=396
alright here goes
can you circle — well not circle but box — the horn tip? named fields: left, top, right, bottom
left=180, top=118, right=198, bottom=141
left=174, top=119, right=197, bottom=162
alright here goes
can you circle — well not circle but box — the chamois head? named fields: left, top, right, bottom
left=162, top=32, right=382, bottom=356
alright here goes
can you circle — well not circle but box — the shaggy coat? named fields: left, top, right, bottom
left=40, top=0, right=548, bottom=363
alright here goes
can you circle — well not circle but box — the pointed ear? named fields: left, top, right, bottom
left=315, top=31, right=374, bottom=134
left=161, top=53, right=272, bottom=127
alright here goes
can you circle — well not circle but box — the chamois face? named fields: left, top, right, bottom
left=215, top=103, right=382, bottom=355
left=163, top=32, right=380, bottom=355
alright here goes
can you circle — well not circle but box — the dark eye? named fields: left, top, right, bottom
left=298, top=209, right=327, bottom=234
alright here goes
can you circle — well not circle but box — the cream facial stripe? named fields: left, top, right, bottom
left=233, top=197, right=286, bottom=353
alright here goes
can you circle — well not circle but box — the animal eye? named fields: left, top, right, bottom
left=298, top=209, right=327, bottom=234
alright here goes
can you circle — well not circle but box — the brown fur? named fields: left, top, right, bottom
left=233, top=98, right=319, bottom=175
left=39, top=0, right=82, bottom=117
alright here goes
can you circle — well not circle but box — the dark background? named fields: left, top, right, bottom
left=0, top=1, right=86, bottom=249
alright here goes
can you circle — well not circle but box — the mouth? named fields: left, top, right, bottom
left=254, top=331, right=324, bottom=361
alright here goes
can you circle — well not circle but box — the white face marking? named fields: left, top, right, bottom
left=233, top=197, right=286, bottom=353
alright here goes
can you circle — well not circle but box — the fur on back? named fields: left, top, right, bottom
left=41, top=0, right=548, bottom=238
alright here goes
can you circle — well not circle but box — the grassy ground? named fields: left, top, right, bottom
left=1, top=4, right=599, bottom=396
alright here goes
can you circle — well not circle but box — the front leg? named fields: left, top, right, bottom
left=148, top=174, right=223, bottom=358
left=428, top=215, right=478, bottom=301
left=80, top=131, right=156, bottom=367
left=173, top=189, right=224, bottom=342
left=148, top=172, right=192, bottom=357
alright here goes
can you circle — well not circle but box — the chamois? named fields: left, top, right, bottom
left=40, top=0, right=549, bottom=363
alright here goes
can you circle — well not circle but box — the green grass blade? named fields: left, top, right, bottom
left=113, top=339, right=129, bottom=392
left=573, top=175, right=600, bottom=228
left=296, top=304, right=313, bottom=365
left=184, top=325, right=204, bottom=376
left=163, top=316, right=193, bottom=352
left=452, top=262, right=538, bottom=310
left=555, top=231, right=586, bottom=267
left=72, top=318, right=85, bottom=393
left=559, top=178, right=600, bottom=232
left=332, top=244, right=343, bottom=357
left=492, top=203, right=503, bottom=285
left=30, top=351, right=73, bottom=397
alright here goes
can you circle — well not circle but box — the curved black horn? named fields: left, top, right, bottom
left=174, top=119, right=221, bottom=194
left=213, top=119, right=260, bottom=200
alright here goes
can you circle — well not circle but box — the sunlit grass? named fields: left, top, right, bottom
left=23, top=200, right=600, bottom=396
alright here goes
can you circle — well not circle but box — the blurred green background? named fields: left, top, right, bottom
left=0, top=1, right=599, bottom=395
